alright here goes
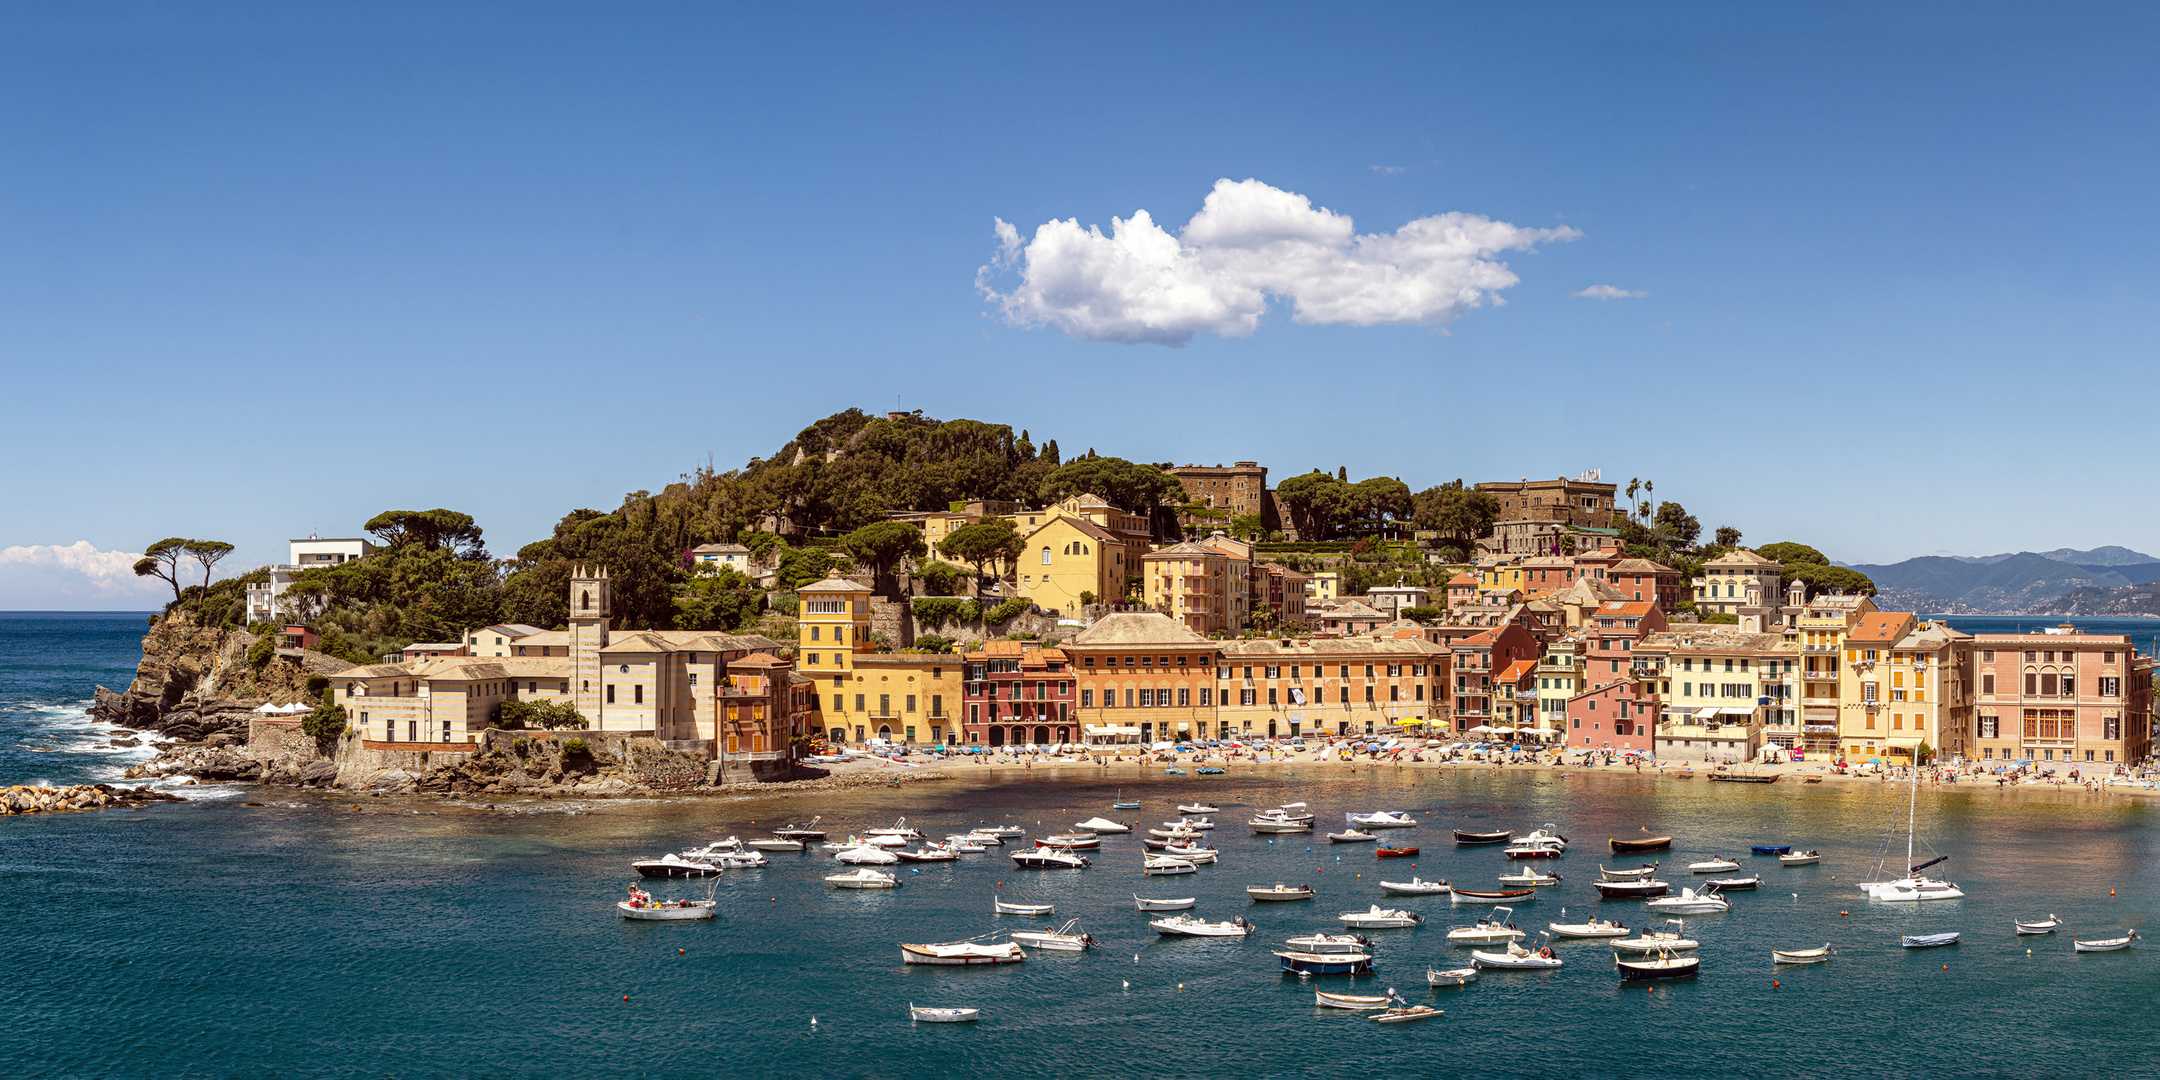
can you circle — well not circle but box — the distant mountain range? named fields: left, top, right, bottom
left=1845, top=547, right=2160, bottom=613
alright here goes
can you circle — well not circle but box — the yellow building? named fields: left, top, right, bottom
left=1835, top=612, right=1971, bottom=764
left=1017, top=514, right=1128, bottom=614
left=828, top=653, right=963, bottom=746
left=1794, top=593, right=1876, bottom=753
left=1143, top=541, right=1239, bottom=635
left=1066, top=612, right=1223, bottom=745
left=1308, top=570, right=1341, bottom=602
left=797, top=571, right=873, bottom=716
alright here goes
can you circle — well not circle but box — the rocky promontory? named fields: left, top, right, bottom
left=2, top=784, right=187, bottom=814
left=89, top=613, right=353, bottom=742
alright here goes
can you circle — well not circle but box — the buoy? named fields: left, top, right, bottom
left=1122, top=980, right=1130, bottom=989
left=1943, top=964, right=1948, bottom=971
left=811, top=1016, right=818, bottom=1025
left=678, top=948, right=684, bottom=954
left=2111, top=889, right=2116, bottom=896
left=1178, top=983, right=1184, bottom=990
left=1646, top=986, right=1654, bottom=993
left=1840, top=911, right=1849, bottom=916
left=1773, top=980, right=1779, bottom=987
left=2027, top=949, right=2032, bottom=956
left=623, top=995, right=629, bottom=1001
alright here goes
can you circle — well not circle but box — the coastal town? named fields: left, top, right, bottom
left=172, top=445, right=2154, bottom=799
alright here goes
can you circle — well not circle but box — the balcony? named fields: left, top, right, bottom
left=1801, top=697, right=1838, bottom=707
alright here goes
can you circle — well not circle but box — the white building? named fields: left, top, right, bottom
left=245, top=535, right=377, bottom=625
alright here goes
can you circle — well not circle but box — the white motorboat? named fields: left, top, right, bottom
left=1284, top=932, right=1374, bottom=954
left=893, top=844, right=960, bottom=863
left=1705, top=874, right=1761, bottom=891
left=1503, top=833, right=1567, bottom=860
left=1497, top=868, right=1563, bottom=887
left=1425, top=966, right=1479, bottom=987
left=772, top=820, right=827, bottom=842
left=1162, top=817, right=1215, bottom=831
left=899, top=940, right=1025, bottom=965
left=1515, top=825, right=1569, bottom=850
left=1373, top=1005, right=1442, bottom=1024
left=1158, top=844, right=1217, bottom=863
left=1009, top=919, right=1096, bottom=952
left=1327, top=829, right=1380, bottom=844
left=1446, top=906, right=1524, bottom=944
left=977, top=825, right=1027, bottom=838
left=835, top=845, right=900, bottom=866
left=1901, top=932, right=1960, bottom=949
left=1340, top=905, right=1424, bottom=929
left=1143, top=857, right=1197, bottom=876
left=2074, top=933, right=2139, bottom=953
left=2015, top=915, right=2062, bottom=935
left=1548, top=917, right=1629, bottom=939
left=617, top=885, right=716, bottom=920
left=1379, top=877, right=1452, bottom=896
left=866, top=834, right=911, bottom=848
left=1150, top=914, right=1255, bottom=937
left=1687, top=858, right=1741, bottom=874
left=1645, top=888, right=1731, bottom=914
left=1075, top=817, right=1130, bottom=834
left=632, top=854, right=721, bottom=879
left=1472, top=933, right=1563, bottom=969
left=1246, top=883, right=1316, bottom=902
left=993, top=899, right=1055, bottom=916
left=746, top=838, right=804, bottom=852
left=1011, top=848, right=1090, bottom=869
left=1314, top=990, right=1395, bottom=1010
left=1038, top=833, right=1102, bottom=850
left=709, top=850, right=768, bottom=869
left=960, top=831, right=1005, bottom=846
left=1346, top=811, right=1419, bottom=828
left=825, top=868, right=900, bottom=889
left=1600, top=864, right=1660, bottom=880
left=866, top=818, right=923, bottom=841
left=1177, top=803, right=1220, bottom=814
left=945, top=836, right=987, bottom=853
left=1615, top=945, right=1700, bottom=981
left=1858, top=769, right=1964, bottom=901
left=1250, top=807, right=1315, bottom=833
left=683, top=836, right=751, bottom=858
left=1772, top=944, right=1832, bottom=964
left=1779, top=850, right=1822, bottom=866
left=1133, top=894, right=1196, bottom=911
left=1612, top=920, right=1698, bottom=954
left=1148, top=827, right=1206, bottom=840
left=821, top=835, right=868, bottom=851
left=909, top=1004, right=979, bottom=1023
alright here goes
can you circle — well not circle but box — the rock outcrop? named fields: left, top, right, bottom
left=1, top=784, right=187, bottom=814
left=89, top=614, right=353, bottom=740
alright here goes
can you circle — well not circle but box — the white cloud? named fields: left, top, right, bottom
left=1573, top=284, right=1647, bottom=300
left=977, top=178, right=1581, bottom=345
left=0, top=541, right=163, bottom=596
left=1370, top=165, right=1405, bottom=175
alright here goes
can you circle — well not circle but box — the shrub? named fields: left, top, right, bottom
left=301, top=689, right=347, bottom=740
left=562, top=738, right=591, bottom=757
left=246, top=634, right=276, bottom=670
left=983, top=598, right=1031, bottom=625
left=912, top=597, right=967, bottom=629
left=912, top=634, right=956, bottom=654
left=914, top=561, right=967, bottom=596
left=1078, top=590, right=1097, bottom=606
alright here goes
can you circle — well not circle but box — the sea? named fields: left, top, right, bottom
left=4, top=611, right=2160, bottom=1079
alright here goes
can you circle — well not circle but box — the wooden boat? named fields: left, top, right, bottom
left=1592, top=878, right=1670, bottom=899
left=2074, top=933, right=2139, bottom=952
left=1327, top=830, right=1380, bottom=843
left=1275, top=950, right=1373, bottom=975
left=825, top=869, right=900, bottom=889
left=1645, top=888, right=1731, bottom=914
left=1751, top=845, right=1792, bottom=855
left=632, top=854, right=721, bottom=879
left=1346, top=811, right=1419, bottom=828
left=1010, top=849, right=1089, bottom=869
left=1901, top=932, right=1960, bottom=949
left=1705, top=875, right=1761, bottom=891
left=1453, top=828, right=1515, bottom=845
left=1600, top=864, right=1660, bottom=881
left=1708, top=772, right=1778, bottom=783
left=745, top=838, right=804, bottom=852
left=909, top=1004, right=979, bottom=1023
left=1612, top=920, right=1698, bottom=954
left=1611, top=835, right=1674, bottom=854
left=1549, top=917, right=1629, bottom=939
left=1038, top=833, right=1101, bottom=850
left=993, top=899, right=1054, bottom=916
left=1778, top=850, right=1822, bottom=866
left=1142, top=857, right=1197, bottom=876
left=1449, top=887, right=1535, bottom=902
left=1132, top=894, right=1195, bottom=911
left=1074, top=817, right=1130, bottom=834
left=1472, top=936, right=1563, bottom=969
left=2014, top=915, right=2061, bottom=935
left=1111, top=802, right=1142, bottom=810
left=1425, top=966, right=1478, bottom=987
left=1177, top=803, right=1219, bottom=814
left=1009, top=920, right=1096, bottom=952
left=1150, top=914, right=1255, bottom=937
left=1376, top=846, right=1419, bottom=858
left=1772, top=944, right=1832, bottom=964
left=617, top=885, right=716, bottom=920
left=1314, top=990, right=1395, bottom=1010
left=1446, top=906, right=1523, bottom=944
left=1496, top=868, right=1562, bottom=887
left=1284, top=932, right=1373, bottom=953
left=1372, top=1005, right=1441, bottom=1024
left=900, top=941, right=1026, bottom=965
left=1247, top=883, right=1317, bottom=902
left=893, top=845, right=959, bottom=862
left=1616, top=946, right=1700, bottom=981
left=1687, top=859, right=1741, bottom=874
left=1379, top=877, right=1451, bottom=896
left=1340, top=905, right=1424, bottom=929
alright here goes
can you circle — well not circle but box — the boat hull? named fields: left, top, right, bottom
left=1453, top=830, right=1514, bottom=846
left=1248, top=888, right=1316, bottom=901
left=1450, top=888, right=1535, bottom=902
left=633, top=860, right=720, bottom=879
left=1900, top=933, right=1960, bottom=949
left=1617, top=958, right=1700, bottom=980
left=1426, top=967, right=1478, bottom=986
left=1379, top=880, right=1451, bottom=896
left=900, top=948, right=1025, bottom=966
left=617, top=901, right=716, bottom=920
left=1314, top=992, right=1394, bottom=1010
left=1276, top=951, right=1373, bottom=975
left=910, top=1008, right=979, bottom=1023
left=1375, top=848, right=1419, bottom=858
left=1772, top=948, right=1830, bottom=964
left=2074, top=936, right=2137, bottom=952
left=1611, top=836, right=1674, bottom=853
left=1133, top=895, right=1195, bottom=911
left=1593, top=882, right=1670, bottom=899
left=994, top=902, right=1054, bottom=916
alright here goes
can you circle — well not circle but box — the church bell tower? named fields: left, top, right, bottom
left=569, top=566, right=612, bottom=722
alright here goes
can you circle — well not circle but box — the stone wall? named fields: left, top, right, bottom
left=247, top=720, right=316, bottom=755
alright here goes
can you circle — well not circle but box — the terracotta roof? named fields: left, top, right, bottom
left=1025, top=514, right=1120, bottom=544
left=1702, top=548, right=1781, bottom=569
left=1846, top=612, right=1916, bottom=645
left=1221, top=637, right=1440, bottom=657
left=1597, top=601, right=1656, bottom=617
left=1447, top=572, right=1478, bottom=586
left=1497, top=659, right=1537, bottom=683
left=799, top=572, right=871, bottom=593
left=729, top=651, right=787, bottom=667
left=1610, top=558, right=1677, bottom=574
left=1068, top=612, right=1213, bottom=646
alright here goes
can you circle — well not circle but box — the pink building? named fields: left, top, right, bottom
left=1966, top=628, right=2155, bottom=767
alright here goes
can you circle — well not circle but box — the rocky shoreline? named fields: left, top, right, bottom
left=3, top=783, right=188, bottom=815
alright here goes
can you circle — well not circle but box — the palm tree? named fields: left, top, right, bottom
left=1625, top=478, right=1640, bottom=519
left=1640, top=480, right=1654, bottom=522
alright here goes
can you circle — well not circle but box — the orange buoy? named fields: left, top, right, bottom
left=1943, top=964, right=1948, bottom=971
left=623, top=995, right=629, bottom=1001
left=1646, top=986, right=1654, bottom=993
left=1773, top=980, right=1780, bottom=988
left=678, top=949, right=684, bottom=954
left=1840, top=911, right=1849, bottom=916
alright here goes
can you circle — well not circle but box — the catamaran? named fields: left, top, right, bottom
left=1858, top=768, right=1964, bottom=902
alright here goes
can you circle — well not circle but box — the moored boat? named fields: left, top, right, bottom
left=1314, top=990, right=1395, bottom=1010
left=1496, top=867, right=1563, bottom=887
left=1378, top=877, right=1451, bottom=896
left=900, top=940, right=1026, bottom=965
left=1548, top=917, right=1629, bottom=939
left=2074, top=932, right=2138, bottom=953
left=1445, top=905, right=1523, bottom=944
left=1705, top=874, right=1761, bottom=891
left=1751, top=845, right=1793, bottom=855
left=1372, top=1005, right=1441, bottom=1024
left=1592, top=878, right=1671, bottom=899
left=1778, top=850, right=1822, bottom=866
left=1449, top=887, right=1535, bottom=902
left=1611, top=834, right=1674, bottom=854
left=1009, top=920, right=1096, bottom=952
left=909, top=1004, right=979, bottom=1023
left=1425, top=966, right=1478, bottom=987
left=1612, top=919, right=1698, bottom=954
left=1075, top=817, right=1131, bottom=834
left=1600, top=863, right=1660, bottom=880
left=1346, top=810, right=1419, bottom=828
left=1453, top=828, right=1515, bottom=846
left=1143, top=857, right=1197, bottom=876
left=1010, top=848, right=1090, bottom=869
left=771, top=819, right=828, bottom=842
left=893, top=844, right=960, bottom=862
left=1177, top=803, right=1220, bottom=814
left=1341, top=905, right=1424, bottom=929
left=1327, top=830, right=1380, bottom=843
left=1472, top=934, right=1563, bottom=969
left=993, top=899, right=1054, bottom=916
left=1376, top=846, right=1419, bottom=859
left=1645, top=887, right=1731, bottom=914
left=825, top=868, right=900, bottom=889
left=866, top=819, right=924, bottom=841
left=632, top=854, right=721, bottom=879
left=1150, top=914, right=1255, bottom=937
left=1284, top=932, right=1373, bottom=953
left=1615, top=945, right=1699, bottom=981
left=1247, top=883, right=1316, bottom=902
left=746, top=838, right=805, bottom=852
left=1038, top=833, right=1102, bottom=850
left=1133, top=894, right=1195, bottom=911
left=2015, top=915, right=2061, bottom=935
left=1687, top=858, right=1741, bottom=874
left=834, top=845, right=901, bottom=866
left=617, top=885, right=716, bottom=920
left=1901, top=932, right=1960, bottom=949
left=1772, top=944, right=1832, bottom=964
left=1275, top=950, right=1373, bottom=975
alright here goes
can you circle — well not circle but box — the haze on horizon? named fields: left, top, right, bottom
left=4, top=4, right=2157, bottom=608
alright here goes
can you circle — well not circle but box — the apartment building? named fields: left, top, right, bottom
left=1218, top=636, right=1447, bottom=739
left=1794, top=592, right=1877, bottom=754
left=1065, top=613, right=1225, bottom=745
left=962, top=640, right=1076, bottom=748
left=1448, top=622, right=1541, bottom=734
left=1143, top=541, right=1243, bottom=635
left=1636, top=630, right=1796, bottom=760
left=835, top=654, right=962, bottom=747
left=1018, top=512, right=1131, bottom=613
left=1256, top=563, right=1310, bottom=626
left=245, top=535, right=380, bottom=624
left=1967, top=628, right=2154, bottom=766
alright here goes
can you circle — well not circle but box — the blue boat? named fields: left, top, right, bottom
left=1165, top=769, right=1187, bottom=776
left=1275, top=950, right=1374, bottom=975
left=1751, top=845, right=1792, bottom=855
left=1197, top=768, right=1225, bottom=775
left=1112, top=802, right=1142, bottom=810
left=1901, top=932, right=1960, bottom=949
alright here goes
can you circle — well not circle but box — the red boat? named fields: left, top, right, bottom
left=1376, top=847, right=1419, bottom=858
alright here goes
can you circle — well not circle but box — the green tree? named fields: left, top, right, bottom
left=1652, top=501, right=1701, bottom=547
left=777, top=547, right=841, bottom=591
left=1230, top=512, right=1265, bottom=539
left=938, top=518, right=1024, bottom=592
left=1757, top=542, right=1828, bottom=567
left=1277, top=470, right=1355, bottom=539
left=1039, top=457, right=1183, bottom=515
left=132, top=538, right=189, bottom=609
left=1350, top=477, right=1413, bottom=524
left=182, top=540, right=235, bottom=610
left=914, top=560, right=967, bottom=596
left=1787, top=563, right=1877, bottom=596
left=1714, top=526, right=1742, bottom=548
left=301, top=688, right=347, bottom=740
left=839, top=521, right=928, bottom=596
left=673, top=564, right=763, bottom=632
left=1411, top=482, right=1501, bottom=552
left=364, top=509, right=488, bottom=558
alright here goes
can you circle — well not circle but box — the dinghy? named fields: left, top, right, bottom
left=1375, top=846, right=1419, bottom=859
left=1600, top=864, right=1660, bottom=880
left=899, top=940, right=1025, bottom=965
left=1772, top=944, right=1832, bottom=964
left=1074, top=817, right=1130, bottom=834
left=1378, top=877, right=1451, bottom=896
left=1327, top=829, right=1380, bottom=843
left=909, top=1004, right=979, bottom=1023
left=1247, top=883, right=1316, bottom=902
left=2074, top=933, right=2138, bottom=953
left=1150, top=914, right=1255, bottom=937
left=1133, top=894, right=1196, bottom=911
left=1372, top=1005, right=1441, bottom=1024
left=993, top=899, right=1054, bottom=916
left=1687, top=858, right=1741, bottom=874
left=1314, top=990, right=1395, bottom=1010
left=1901, top=932, right=1960, bottom=949
left=1276, top=950, right=1373, bottom=975
left=1615, top=945, right=1700, bottom=981
left=1472, top=936, right=1563, bottom=969
left=1453, top=828, right=1515, bottom=846
left=1548, top=917, right=1629, bottom=939
left=1778, top=850, right=1822, bottom=866
left=2014, top=915, right=2061, bottom=935
left=1425, top=966, right=1478, bottom=987
left=1340, top=906, right=1424, bottom=929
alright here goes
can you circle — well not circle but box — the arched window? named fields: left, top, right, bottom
left=581, top=591, right=591, bottom=611
left=1042, top=546, right=1052, bottom=565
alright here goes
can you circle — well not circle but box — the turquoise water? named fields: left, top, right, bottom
left=5, top=614, right=2160, bottom=1079
left=1934, top=615, right=2160, bottom=659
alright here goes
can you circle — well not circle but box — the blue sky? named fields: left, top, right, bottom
left=4, top=3, right=2158, bottom=607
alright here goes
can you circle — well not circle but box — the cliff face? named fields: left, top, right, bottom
left=90, top=614, right=353, bottom=743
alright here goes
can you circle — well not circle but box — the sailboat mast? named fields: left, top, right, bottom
left=1906, top=766, right=1918, bottom=866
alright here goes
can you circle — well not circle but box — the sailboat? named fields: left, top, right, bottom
left=1858, top=769, right=1964, bottom=902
